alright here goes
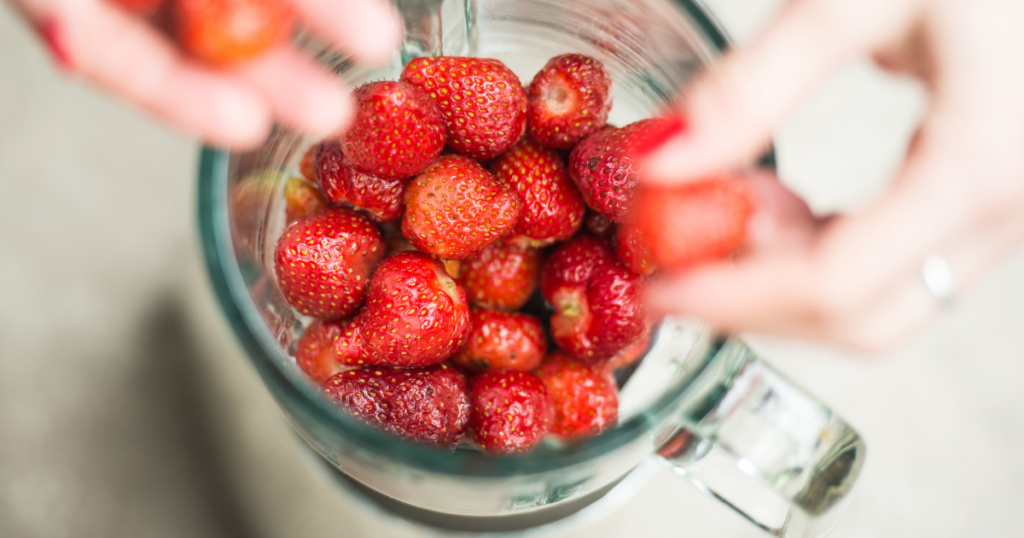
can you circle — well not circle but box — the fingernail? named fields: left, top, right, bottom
left=632, top=115, right=687, bottom=157
left=36, top=17, right=74, bottom=71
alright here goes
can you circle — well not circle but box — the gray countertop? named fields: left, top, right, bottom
left=2, top=0, right=1023, bottom=536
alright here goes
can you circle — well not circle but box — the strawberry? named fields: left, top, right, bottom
left=568, top=118, right=682, bottom=223
left=299, top=144, right=317, bottom=181
left=527, top=54, right=613, bottom=149
left=274, top=208, right=385, bottom=319
left=614, top=222, right=657, bottom=275
left=538, top=234, right=617, bottom=300
left=548, top=264, right=647, bottom=365
left=173, top=0, right=294, bottom=65
left=284, top=175, right=328, bottom=223
left=315, top=139, right=407, bottom=222
left=402, top=155, right=521, bottom=260
left=453, top=309, right=547, bottom=372
left=334, top=251, right=471, bottom=367
left=606, top=325, right=653, bottom=370
left=489, top=137, right=585, bottom=247
left=541, top=235, right=646, bottom=365
left=632, top=178, right=755, bottom=270
left=295, top=319, right=349, bottom=383
left=585, top=210, right=614, bottom=237
left=323, top=363, right=469, bottom=449
left=534, top=350, right=618, bottom=441
left=468, top=370, right=553, bottom=455
left=401, top=57, right=527, bottom=161
left=459, top=241, right=540, bottom=311
left=342, top=80, right=446, bottom=180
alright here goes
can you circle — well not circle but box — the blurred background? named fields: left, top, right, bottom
left=3, top=0, right=1024, bottom=536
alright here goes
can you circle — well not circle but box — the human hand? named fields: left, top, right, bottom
left=10, top=0, right=399, bottom=148
left=640, top=0, right=1024, bottom=350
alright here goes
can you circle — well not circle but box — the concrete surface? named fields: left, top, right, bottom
left=2, top=0, right=1024, bottom=537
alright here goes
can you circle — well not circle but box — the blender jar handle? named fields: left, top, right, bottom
left=655, top=338, right=865, bottom=537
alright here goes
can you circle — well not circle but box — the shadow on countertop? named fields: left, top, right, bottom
left=1, top=292, right=255, bottom=538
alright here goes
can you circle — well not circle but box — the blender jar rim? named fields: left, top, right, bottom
left=196, top=0, right=732, bottom=477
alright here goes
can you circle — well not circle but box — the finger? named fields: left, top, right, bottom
left=647, top=117, right=976, bottom=344
left=289, top=0, right=399, bottom=65
left=647, top=170, right=820, bottom=332
left=739, top=170, right=817, bottom=252
left=43, top=0, right=273, bottom=148
left=234, top=47, right=354, bottom=138
left=809, top=217, right=1023, bottom=350
left=648, top=254, right=812, bottom=336
left=655, top=214, right=1013, bottom=352
left=647, top=244, right=938, bottom=351
left=641, top=0, right=924, bottom=185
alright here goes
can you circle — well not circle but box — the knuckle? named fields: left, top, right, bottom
left=839, top=327, right=900, bottom=355
left=802, top=293, right=846, bottom=327
left=933, top=125, right=1024, bottom=219
left=793, top=0, right=864, bottom=43
left=973, top=169, right=1024, bottom=216
left=800, top=272, right=863, bottom=327
left=797, top=0, right=904, bottom=44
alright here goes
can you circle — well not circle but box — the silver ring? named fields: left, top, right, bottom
left=921, top=254, right=955, bottom=305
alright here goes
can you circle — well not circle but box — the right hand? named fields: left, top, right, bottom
left=640, top=0, right=1024, bottom=350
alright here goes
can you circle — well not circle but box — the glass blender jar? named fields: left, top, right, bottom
left=197, top=0, right=865, bottom=536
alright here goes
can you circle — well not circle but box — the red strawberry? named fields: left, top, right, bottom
left=323, top=363, right=469, bottom=449
left=606, top=325, right=653, bottom=370
left=453, top=310, right=547, bottom=372
left=401, top=57, right=527, bottom=161
left=468, top=370, right=553, bottom=455
left=284, top=175, right=328, bottom=223
left=541, top=235, right=646, bottom=365
left=614, top=222, right=657, bottom=275
left=489, top=138, right=585, bottom=247
left=315, top=139, right=407, bottom=222
left=274, top=208, right=385, bottom=319
left=569, top=118, right=682, bottom=223
left=633, top=178, right=755, bottom=269
left=174, top=0, right=294, bottom=65
left=334, top=251, right=471, bottom=367
left=534, top=350, right=618, bottom=441
left=402, top=155, right=521, bottom=260
left=299, top=144, right=318, bottom=181
left=538, top=234, right=617, bottom=300
left=585, top=210, right=614, bottom=237
left=549, top=265, right=647, bottom=365
left=295, top=319, right=349, bottom=383
left=459, top=241, right=540, bottom=311
left=527, top=54, right=613, bottom=149
left=343, top=80, right=446, bottom=180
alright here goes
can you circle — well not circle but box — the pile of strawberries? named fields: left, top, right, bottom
left=276, top=53, right=755, bottom=455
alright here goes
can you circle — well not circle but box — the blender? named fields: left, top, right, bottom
left=197, top=0, right=865, bottom=535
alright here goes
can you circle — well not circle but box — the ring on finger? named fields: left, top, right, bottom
left=921, top=254, right=956, bottom=306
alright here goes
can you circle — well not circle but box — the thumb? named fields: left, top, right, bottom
left=641, top=0, right=920, bottom=184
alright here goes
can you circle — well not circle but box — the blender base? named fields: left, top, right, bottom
left=307, top=447, right=658, bottom=535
